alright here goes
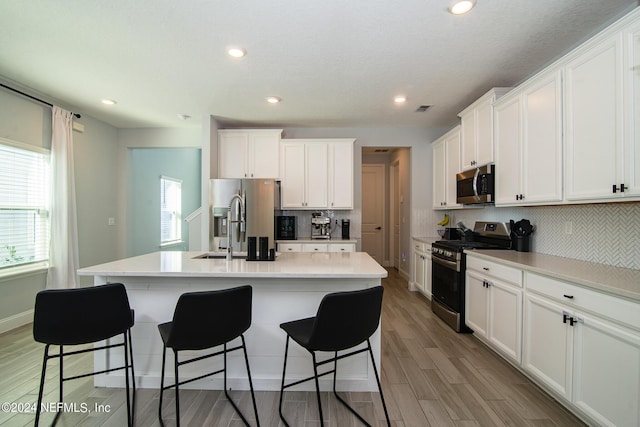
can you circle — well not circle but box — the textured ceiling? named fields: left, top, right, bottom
left=0, top=0, right=637, bottom=129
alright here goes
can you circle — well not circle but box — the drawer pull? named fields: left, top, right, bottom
left=563, top=294, right=574, bottom=299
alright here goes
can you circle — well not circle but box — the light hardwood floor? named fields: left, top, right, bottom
left=0, top=269, right=584, bottom=426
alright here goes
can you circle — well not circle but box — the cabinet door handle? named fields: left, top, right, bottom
left=483, top=267, right=489, bottom=271
left=563, top=294, right=574, bottom=299
left=613, top=184, right=627, bottom=193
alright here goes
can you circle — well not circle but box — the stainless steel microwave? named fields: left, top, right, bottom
left=456, top=164, right=495, bottom=204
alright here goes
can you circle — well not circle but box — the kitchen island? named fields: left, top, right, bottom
left=77, top=251, right=387, bottom=392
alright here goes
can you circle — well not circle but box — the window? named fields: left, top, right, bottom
left=0, top=139, right=50, bottom=270
left=160, top=176, right=182, bottom=245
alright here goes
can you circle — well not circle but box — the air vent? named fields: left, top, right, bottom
left=374, top=149, right=389, bottom=153
left=415, top=105, right=431, bottom=112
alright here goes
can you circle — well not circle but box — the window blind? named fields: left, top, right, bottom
left=0, top=140, right=50, bottom=268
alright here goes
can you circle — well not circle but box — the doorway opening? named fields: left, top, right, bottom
left=361, top=147, right=411, bottom=278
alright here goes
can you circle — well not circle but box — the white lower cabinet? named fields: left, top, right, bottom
left=572, top=312, right=640, bottom=427
left=277, top=243, right=302, bottom=252
left=524, top=271, right=640, bottom=427
left=465, top=255, right=523, bottom=364
left=277, top=242, right=355, bottom=253
left=411, top=240, right=431, bottom=298
left=523, top=292, right=573, bottom=399
left=465, top=254, right=640, bottom=426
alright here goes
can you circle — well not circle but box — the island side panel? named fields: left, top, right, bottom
left=94, top=275, right=382, bottom=392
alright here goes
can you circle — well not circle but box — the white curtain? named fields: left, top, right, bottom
left=46, top=106, right=80, bottom=289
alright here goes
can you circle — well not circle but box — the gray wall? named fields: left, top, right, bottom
left=127, top=148, right=201, bottom=255
left=0, top=87, right=121, bottom=326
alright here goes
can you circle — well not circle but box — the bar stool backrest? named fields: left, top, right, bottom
left=166, top=285, right=252, bottom=350
left=33, top=283, right=133, bottom=345
left=308, top=286, right=384, bottom=351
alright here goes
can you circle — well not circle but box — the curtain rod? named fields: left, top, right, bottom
left=0, top=83, right=81, bottom=119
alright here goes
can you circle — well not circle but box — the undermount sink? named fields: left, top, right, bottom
left=192, top=253, right=247, bottom=260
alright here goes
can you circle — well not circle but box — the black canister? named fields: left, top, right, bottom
left=259, top=237, right=269, bottom=260
left=341, top=219, right=350, bottom=239
left=247, top=237, right=257, bottom=260
left=513, top=236, right=530, bottom=252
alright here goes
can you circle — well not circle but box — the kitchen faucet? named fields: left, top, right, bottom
left=226, top=193, right=245, bottom=260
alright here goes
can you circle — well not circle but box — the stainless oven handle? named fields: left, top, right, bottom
left=432, top=255, right=459, bottom=271
left=473, top=167, right=480, bottom=201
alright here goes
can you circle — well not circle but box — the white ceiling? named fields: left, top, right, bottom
left=0, top=0, right=637, bottom=130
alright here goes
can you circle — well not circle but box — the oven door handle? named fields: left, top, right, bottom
left=432, top=255, right=459, bottom=271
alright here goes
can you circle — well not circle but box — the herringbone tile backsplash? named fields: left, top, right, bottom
left=429, top=203, right=640, bottom=270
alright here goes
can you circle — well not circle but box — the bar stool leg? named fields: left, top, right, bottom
left=158, top=346, right=167, bottom=426
left=241, top=335, right=260, bottom=427
left=128, top=329, right=136, bottom=419
left=123, top=333, right=132, bottom=427
left=54, top=345, right=63, bottom=424
left=367, top=339, right=391, bottom=427
left=34, top=344, right=50, bottom=427
left=278, top=336, right=291, bottom=426
left=311, top=352, right=324, bottom=427
left=174, top=350, right=181, bottom=427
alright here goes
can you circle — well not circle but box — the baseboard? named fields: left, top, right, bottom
left=0, top=309, right=33, bottom=334
left=398, top=268, right=410, bottom=281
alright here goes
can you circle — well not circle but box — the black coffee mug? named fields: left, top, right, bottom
left=247, top=237, right=257, bottom=260
left=259, top=237, right=269, bottom=260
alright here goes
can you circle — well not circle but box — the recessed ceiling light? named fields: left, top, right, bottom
left=266, top=96, right=281, bottom=104
left=228, top=47, right=247, bottom=58
left=450, top=0, right=475, bottom=15
left=101, top=99, right=117, bottom=105
left=394, top=95, right=407, bottom=104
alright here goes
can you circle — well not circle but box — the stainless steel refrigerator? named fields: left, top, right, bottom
left=209, top=179, right=278, bottom=253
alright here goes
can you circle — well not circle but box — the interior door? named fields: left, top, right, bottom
left=361, top=164, right=385, bottom=264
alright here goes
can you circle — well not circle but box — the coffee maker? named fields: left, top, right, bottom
left=311, top=212, right=331, bottom=239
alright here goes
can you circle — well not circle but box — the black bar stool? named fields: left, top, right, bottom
left=157, top=285, right=259, bottom=427
left=32, top=283, right=136, bottom=426
left=278, top=286, right=390, bottom=426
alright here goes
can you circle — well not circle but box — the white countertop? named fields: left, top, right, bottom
left=78, top=251, right=387, bottom=279
left=467, top=249, right=640, bottom=302
left=413, top=236, right=440, bottom=245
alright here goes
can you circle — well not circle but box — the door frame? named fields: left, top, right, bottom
left=390, top=160, right=400, bottom=269
left=361, top=163, right=387, bottom=265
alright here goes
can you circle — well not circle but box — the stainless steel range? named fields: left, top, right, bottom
left=431, top=221, right=511, bottom=332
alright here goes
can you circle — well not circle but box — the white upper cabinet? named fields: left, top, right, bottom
left=626, top=18, right=640, bottom=198
left=564, top=34, right=625, bottom=201
left=328, top=141, right=354, bottom=209
left=459, top=88, right=511, bottom=171
left=495, top=70, right=563, bottom=205
left=280, top=139, right=354, bottom=210
left=218, top=129, right=282, bottom=179
left=432, top=126, right=462, bottom=209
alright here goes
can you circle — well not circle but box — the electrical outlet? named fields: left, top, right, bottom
left=564, top=221, right=573, bottom=235
left=108, top=217, right=116, bottom=226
